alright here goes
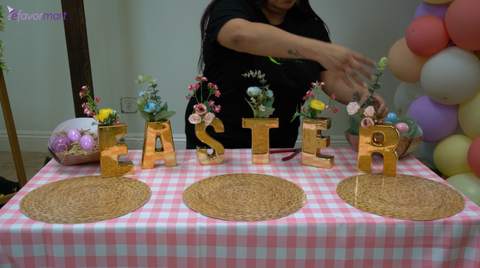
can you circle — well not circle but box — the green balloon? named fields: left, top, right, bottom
left=446, top=173, right=480, bottom=207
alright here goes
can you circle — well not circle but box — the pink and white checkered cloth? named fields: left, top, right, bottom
left=1, top=148, right=479, bottom=268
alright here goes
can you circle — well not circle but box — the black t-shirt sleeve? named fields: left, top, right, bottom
left=205, top=0, right=254, bottom=45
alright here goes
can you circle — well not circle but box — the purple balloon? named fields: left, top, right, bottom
left=80, top=135, right=95, bottom=151
left=407, top=95, right=458, bottom=143
left=414, top=2, right=450, bottom=21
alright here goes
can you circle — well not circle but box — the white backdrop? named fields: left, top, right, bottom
left=0, top=0, right=420, bottom=151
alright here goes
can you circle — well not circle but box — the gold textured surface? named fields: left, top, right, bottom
left=336, top=173, right=466, bottom=221
left=242, top=118, right=279, bottom=164
left=345, top=133, right=423, bottom=159
left=183, top=173, right=306, bottom=221
left=142, top=121, right=177, bottom=169
left=20, top=176, right=151, bottom=224
left=358, top=124, right=399, bottom=176
left=301, top=118, right=334, bottom=168
left=195, top=118, right=225, bottom=165
left=98, top=124, right=134, bottom=177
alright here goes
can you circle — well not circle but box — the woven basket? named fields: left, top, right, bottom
left=183, top=173, right=306, bottom=221
left=336, top=173, right=465, bottom=220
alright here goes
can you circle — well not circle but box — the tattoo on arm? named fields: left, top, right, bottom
left=287, top=49, right=303, bottom=57
left=353, top=91, right=361, bottom=102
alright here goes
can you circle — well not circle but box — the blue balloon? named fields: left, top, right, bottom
left=419, top=141, right=438, bottom=168
left=386, top=113, right=398, bottom=123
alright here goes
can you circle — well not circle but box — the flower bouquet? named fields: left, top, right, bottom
left=344, top=57, right=423, bottom=158
left=242, top=70, right=275, bottom=118
left=81, top=86, right=119, bottom=126
left=186, top=75, right=221, bottom=126
left=136, top=74, right=175, bottom=122
left=292, top=81, right=338, bottom=121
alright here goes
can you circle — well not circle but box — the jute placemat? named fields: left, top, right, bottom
left=182, top=173, right=306, bottom=221
left=20, top=176, right=151, bottom=224
left=336, top=173, right=465, bottom=221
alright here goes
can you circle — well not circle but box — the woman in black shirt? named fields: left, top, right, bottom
left=185, top=0, right=388, bottom=149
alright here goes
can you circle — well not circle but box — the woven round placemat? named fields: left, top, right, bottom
left=20, top=176, right=151, bottom=224
left=336, top=173, right=465, bottom=221
left=182, top=173, right=306, bottom=221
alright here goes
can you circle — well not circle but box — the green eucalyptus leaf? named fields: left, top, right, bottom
left=154, top=110, right=175, bottom=121
left=140, top=112, right=151, bottom=122
left=258, top=106, right=275, bottom=118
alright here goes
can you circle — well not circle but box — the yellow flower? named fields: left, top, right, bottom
left=95, top=108, right=113, bottom=122
left=310, top=100, right=325, bottom=111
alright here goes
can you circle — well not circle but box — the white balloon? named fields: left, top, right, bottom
left=394, top=82, right=425, bottom=114
left=420, top=47, right=480, bottom=105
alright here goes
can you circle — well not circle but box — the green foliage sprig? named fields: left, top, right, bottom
left=136, top=74, right=175, bottom=122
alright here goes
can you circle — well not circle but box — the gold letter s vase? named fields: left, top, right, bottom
left=301, top=118, right=334, bottom=168
left=242, top=118, right=279, bottom=164
left=141, top=121, right=177, bottom=169
left=195, top=118, right=225, bottom=165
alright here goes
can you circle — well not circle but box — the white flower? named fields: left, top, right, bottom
left=247, top=86, right=261, bottom=97
left=266, top=90, right=273, bottom=98
left=188, top=114, right=201, bottom=124
left=364, top=106, right=375, bottom=117
left=203, top=112, right=215, bottom=126
left=250, top=97, right=256, bottom=103
left=259, top=105, right=265, bottom=111
left=346, top=102, right=361, bottom=115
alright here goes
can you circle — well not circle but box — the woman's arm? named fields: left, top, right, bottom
left=217, top=18, right=375, bottom=88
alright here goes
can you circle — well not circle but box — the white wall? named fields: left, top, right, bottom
left=0, top=0, right=420, bottom=152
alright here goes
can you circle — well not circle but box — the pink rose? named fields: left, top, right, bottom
left=364, top=106, right=375, bottom=117
left=195, top=103, right=207, bottom=115
left=188, top=114, right=201, bottom=124
left=361, top=117, right=375, bottom=128
left=203, top=112, right=215, bottom=126
left=346, top=102, right=360, bottom=115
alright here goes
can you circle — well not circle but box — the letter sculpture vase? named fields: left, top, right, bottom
left=142, top=120, right=177, bottom=169
left=358, top=123, right=400, bottom=176
left=242, top=118, right=279, bottom=164
left=98, top=123, right=134, bottom=177
left=301, top=118, right=334, bottom=168
left=195, top=118, right=225, bottom=165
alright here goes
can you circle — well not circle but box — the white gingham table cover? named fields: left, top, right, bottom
left=1, top=148, right=479, bottom=268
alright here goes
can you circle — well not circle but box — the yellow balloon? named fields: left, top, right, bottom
left=388, top=37, right=428, bottom=83
left=446, top=172, right=480, bottom=206
left=459, top=90, right=480, bottom=139
left=423, top=0, right=453, bottom=3
left=434, top=134, right=473, bottom=177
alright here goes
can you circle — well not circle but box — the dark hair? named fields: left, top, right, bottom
left=197, top=0, right=329, bottom=72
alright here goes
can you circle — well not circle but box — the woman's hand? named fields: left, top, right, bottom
left=315, top=43, right=376, bottom=89
left=358, top=91, right=389, bottom=123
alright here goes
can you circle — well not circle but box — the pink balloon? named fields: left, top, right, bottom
left=468, top=137, right=480, bottom=178
left=406, top=15, right=450, bottom=57
left=446, top=0, right=480, bottom=51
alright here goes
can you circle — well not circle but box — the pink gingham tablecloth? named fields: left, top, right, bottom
left=1, top=148, right=479, bottom=268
